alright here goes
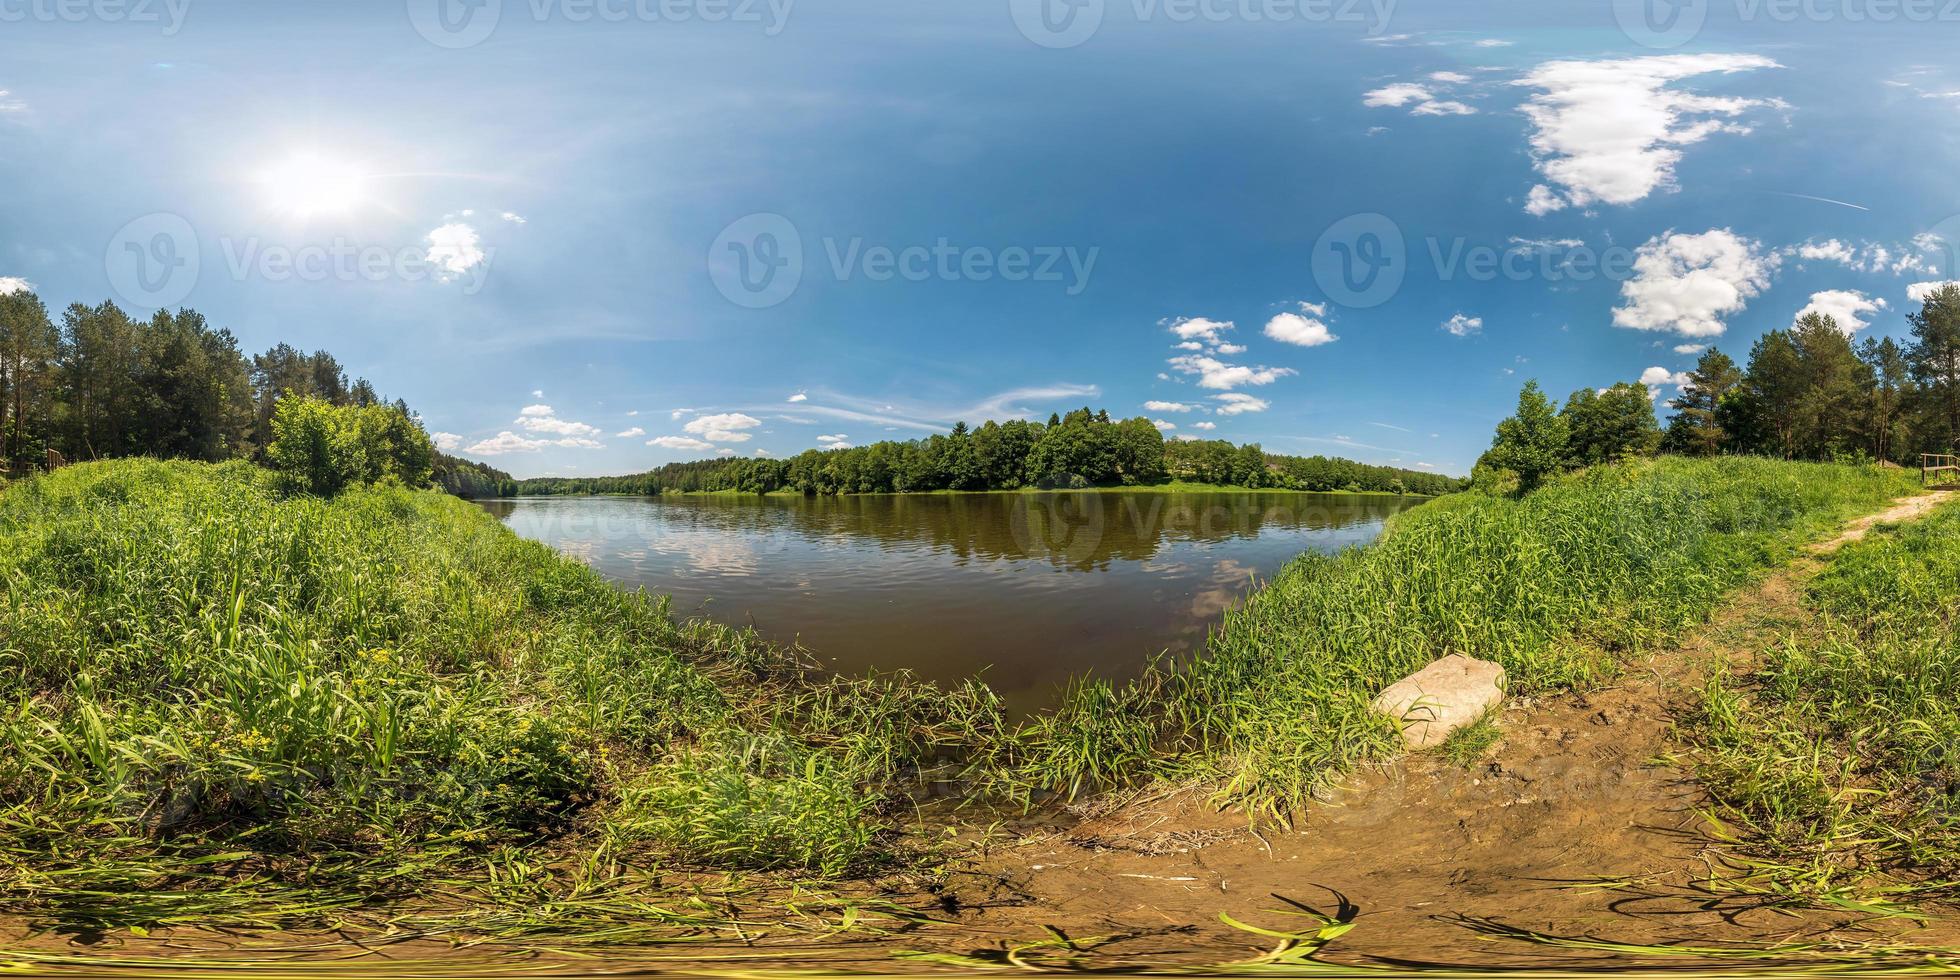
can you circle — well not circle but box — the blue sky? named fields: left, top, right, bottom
left=3, top=0, right=1958, bottom=477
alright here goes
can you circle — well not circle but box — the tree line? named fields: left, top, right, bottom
left=518, top=407, right=1466, bottom=497
left=1480, top=285, right=1960, bottom=491
left=0, top=290, right=514, bottom=496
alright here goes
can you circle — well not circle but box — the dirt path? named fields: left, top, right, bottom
left=915, top=490, right=1960, bottom=970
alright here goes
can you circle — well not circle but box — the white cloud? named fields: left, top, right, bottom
left=1516, top=54, right=1782, bottom=214
left=500, top=211, right=527, bottom=225
left=515, top=413, right=601, bottom=439
left=1174, top=434, right=1202, bottom=442
left=817, top=433, right=849, bottom=444
left=1798, top=239, right=1858, bottom=266
left=1673, top=343, right=1707, bottom=355
left=1474, top=38, right=1513, bottom=47
left=1193, top=421, right=1217, bottom=430
left=467, top=430, right=604, bottom=455
left=626, top=410, right=639, bottom=417
left=518, top=404, right=554, bottom=418
left=670, top=408, right=690, bottom=420
left=432, top=432, right=462, bottom=451
left=1430, top=71, right=1472, bottom=83
left=425, top=222, right=486, bottom=278
left=1166, top=316, right=1234, bottom=342
left=1264, top=303, right=1339, bottom=347
left=1145, top=400, right=1199, bottom=412
left=755, top=448, right=774, bottom=457
left=716, top=448, right=735, bottom=457
left=1795, top=289, right=1886, bottom=334
left=1214, top=342, right=1247, bottom=354
left=615, top=426, right=646, bottom=438
left=1640, top=366, right=1689, bottom=387
left=1363, top=83, right=1432, bottom=107
left=649, top=436, right=716, bottom=451
left=1175, top=340, right=1205, bottom=351
left=1168, top=354, right=1297, bottom=390
left=1441, top=313, right=1484, bottom=337
left=1612, top=228, right=1777, bottom=338
left=1213, top=393, right=1271, bottom=415
left=1908, top=281, right=1960, bottom=302
left=1152, top=419, right=1177, bottom=431
left=682, top=412, right=762, bottom=443
left=1364, top=81, right=1478, bottom=117
left=787, top=392, right=808, bottom=403
left=0, top=277, right=33, bottom=295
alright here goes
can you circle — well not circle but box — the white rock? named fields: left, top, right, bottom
left=1369, top=654, right=1506, bottom=750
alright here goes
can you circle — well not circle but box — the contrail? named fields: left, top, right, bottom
left=1768, top=191, right=1871, bottom=212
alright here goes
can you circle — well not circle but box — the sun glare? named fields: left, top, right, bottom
left=256, top=152, right=372, bottom=217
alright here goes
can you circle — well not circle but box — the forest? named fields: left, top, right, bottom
left=0, top=291, right=515, bottom=497
left=515, top=408, right=1467, bottom=498
left=1474, top=286, right=1960, bottom=491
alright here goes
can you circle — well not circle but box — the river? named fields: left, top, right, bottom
left=481, top=490, right=1422, bottom=710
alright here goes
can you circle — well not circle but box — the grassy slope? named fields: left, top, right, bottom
left=1692, top=497, right=1960, bottom=903
left=0, top=455, right=1920, bottom=932
left=0, top=459, right=1000, bottom=931
left=1007, top=457, right=1918, bottom=815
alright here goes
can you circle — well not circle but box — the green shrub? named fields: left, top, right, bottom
left=266, top=396, right=434, bottom=495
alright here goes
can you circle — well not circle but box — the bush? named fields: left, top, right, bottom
left=266, top=396, right=434, bottom=496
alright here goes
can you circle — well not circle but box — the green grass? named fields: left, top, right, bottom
left=999, top=456, right=1918, bottom=816
left=0, top=459, right=1001, bottom=932
left=0, top=454, right=1921, bottom=936
left=1689, top=497, right=1960, bottom=906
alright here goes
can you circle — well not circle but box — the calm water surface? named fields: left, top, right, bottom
left=481, top=492, right=1422, bottom=709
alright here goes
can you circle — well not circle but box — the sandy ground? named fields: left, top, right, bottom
left=5, top=491, right=1957, bottom=976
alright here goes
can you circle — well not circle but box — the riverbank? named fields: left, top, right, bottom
left=509, top=481, right=1438, bottom=500
left=1, top=455, right=1947, bottom=968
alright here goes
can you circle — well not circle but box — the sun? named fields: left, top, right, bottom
left=256, top=151, right=372, bottom=217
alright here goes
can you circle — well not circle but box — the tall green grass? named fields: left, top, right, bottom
left=1004, top=457, right=1917, bottom=815
left=0, top=459, right=999, bottom=930
left=1691, top=497, right=1960, bottom=904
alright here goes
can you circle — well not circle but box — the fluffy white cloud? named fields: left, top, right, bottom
left=1430, top=71, right=1472, bottom=83
left=1144, top=400, right=1198, bottom=412
left=817, top=433, right=849, bottom=444
left=1673, top=343, right=1707, bottom=355
left=1166, top=316, right=1234, bottom=342
left=425, top=222, right=486, bottom=278
left=1264, top=303, right=1339, bottom=347
left=615, top=426, right=646, bottom=438
left=787, top=392, right=808, bottom=403
left=1441, top=313, right=1483, bottom=337
left=432, top=432, right=462, bottom=451
left=1213, top=393, right=1270, bottom=415
left=649, top=436, right=716, bottom=451
left=1364, top=81, right=1478, bottom=117
left=716, top=448, right=735, bottom=457
left=1214, top=342, right=1247, bottom=354
left=1795, top=289, right=1887, bottom=334
left=0, top=90, right=23, bottom=113
left=1798, top=239, right=1858, bottom=266
left=514, top=410, right=601, bottom=439
left=1193, top=421, right=1217, bottom=430
left=500, top=211, right=527, bottom=224
left=1168, top=354, right=1296, bottom=390
left=1151, top=419, right=1177, bottom=431
left=682, top=412, right=762, bottom=443
left=1516, top=54, right=1781, bottom=214
left=0, top=277, right=33, bottom=295
left=755, top=448, right=774, bottom=457
left=1612, top=228, right=1777, bottom=338
left=1909, top=281, right=1960, bottom=302
left=1640, top=366, right=1689, bottom=387
left=467, top=430, right=604, bottom=455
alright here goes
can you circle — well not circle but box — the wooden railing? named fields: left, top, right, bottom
left=1923, top=454, right=1959, bottom=486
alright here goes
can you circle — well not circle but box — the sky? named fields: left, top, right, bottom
left=3, top=0, right=1959, bottom=478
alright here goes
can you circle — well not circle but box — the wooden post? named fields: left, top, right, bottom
left=44, top=448, right=65, bottom=472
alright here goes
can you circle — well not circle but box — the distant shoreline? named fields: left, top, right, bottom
left=489, top=482, right=1439, bottom=501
